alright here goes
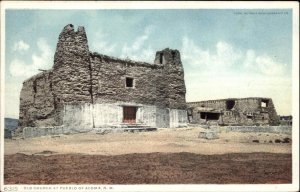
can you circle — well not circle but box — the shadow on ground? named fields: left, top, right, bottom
left=4, top=152, right=291, bottom=184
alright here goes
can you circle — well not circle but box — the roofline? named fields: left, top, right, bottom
left=187, top=97, right=272, bottom=104
left=90, top=52, right=163, bottom=69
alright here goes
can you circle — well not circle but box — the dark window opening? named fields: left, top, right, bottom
left=207, top=113, right=220, bottom=120
left=261, top=100, right=269, bottom=108
left=200, top=113, right=206, bottom=119
left=49, top=82, right=53, bottom=91
left=200, top=112, right=220, bottom=120
left=201, top=104, right=205, bottom=107
left=247, top=115, right=253, bottom=119
left=159, top=53, right=164, bottom=64
left=171, top=51, right=176, bottom=60
left=126, top=77, right=134, bottom=88
left=226, top=100, right=235, bottom=110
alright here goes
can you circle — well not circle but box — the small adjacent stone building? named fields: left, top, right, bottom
left=187, top=98, right=280, bottom=126
left=279, top=115, right=292, bottom=126
left=19, top=24, right=188, bottom=130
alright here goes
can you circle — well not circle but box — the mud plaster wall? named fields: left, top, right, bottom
left=187, top=98, right=280, bottom=126
left=90, top=48, right=186, bottom=109
left=62, top=103, right=187, bottom=129
left=19, top=24, right=187, bottom=128
left=19, top=71, right=62, bottom=127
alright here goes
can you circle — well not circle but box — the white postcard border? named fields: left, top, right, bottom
left=1, top=1, right=299, bottom=192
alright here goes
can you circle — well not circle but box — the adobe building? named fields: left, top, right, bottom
left=187, top=98, right=280, bottom=126
left=19, top=24, right=188, bottom=130
left=279, top=115, right=292, bottom=126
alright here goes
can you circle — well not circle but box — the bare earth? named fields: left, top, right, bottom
left=4, top=127, right=292, bottom=184
left=5, top=127, right=291, bottom=155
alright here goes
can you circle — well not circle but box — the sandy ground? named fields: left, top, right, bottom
left=5, top=127, right=292, bottom=155
left=4, top=127, right=292, bottom=184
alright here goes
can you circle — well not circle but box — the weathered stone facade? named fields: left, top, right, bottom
left=19, top=24, right=188, bottom=129
left=187, top=98, right=280, bottom=126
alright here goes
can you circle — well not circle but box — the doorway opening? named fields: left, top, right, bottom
left=123, top=106, right=137, bottom=124
left=226, top=100, right=235, bottom=110
left=200, top=112, right=220, bottom=120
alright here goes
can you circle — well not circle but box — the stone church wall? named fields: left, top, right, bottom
left=18, top=24, right=188, bottom=130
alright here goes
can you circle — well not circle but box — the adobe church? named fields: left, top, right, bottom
left=19, top=24, right=188, bottom=130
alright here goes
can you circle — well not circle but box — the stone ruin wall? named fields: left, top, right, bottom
left=187, top=98, right=280, bottom=126
left=19, top=71, right=63, bottom=127
left=19, top=24, right=187, bottom=129
left=89, top=49, right=186, bottom=109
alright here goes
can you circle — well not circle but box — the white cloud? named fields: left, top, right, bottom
left=4, top=82, right=22, bottom=118
left=213, top=41, right=242, bottom=68
left=182, top=37, right=291, bottom=115
left=181, top=37, right=210, bottom=67
left=9, top=38, right=53, bottom=78
left=185, top=73, right=292, bottom=115
left=9, top=59, right=31, bottom=77
left=181, top=37, right=286, bottom=76
left=120, top=26, right=155, bottom=63
left=244, top=50, right=285, bottom=76
left=90, top=26, right=155, bottom=63
left=182, top=37, right=242, bottom=70
left=89, top=31, right=116, bottom=55
left=93, top=41, right=116, bottom=55
left=12, top=40, right=30, bottom=52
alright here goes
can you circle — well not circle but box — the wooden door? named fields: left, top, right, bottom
left=123, top=106, right=137, bottom=124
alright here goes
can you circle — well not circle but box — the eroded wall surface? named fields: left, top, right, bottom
left=19, top=71, right=62, bottom=127
left=19, top=24, right=187, bottom=129
left=187, top=98, right=280, bottom=126
left=62, top=103, right=187, bottom=129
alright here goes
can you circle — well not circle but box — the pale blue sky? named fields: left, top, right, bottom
left=5, top=9, right=293, bottom=118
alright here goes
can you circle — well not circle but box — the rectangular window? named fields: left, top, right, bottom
left=261, top=99, right=269, bottom=108
left=206, top=113, right=220, bottom=120
left=159, top=53, right=164, bottom=64
left=125, top=77, right=134, bottom=88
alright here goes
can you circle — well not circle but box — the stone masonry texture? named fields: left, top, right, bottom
left=19, top=24, right=187, bottom=128
left=187, top=98, right=280, bottom=126
left=19, top=24, right=280, bottom=130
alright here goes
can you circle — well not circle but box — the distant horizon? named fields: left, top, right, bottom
left=4, top=9, right=293, bottom=118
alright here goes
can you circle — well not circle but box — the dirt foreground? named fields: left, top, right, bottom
left=4, top=127, right=292, bottom=184
left=5, top=127, right=292, bottom=155
left=5, top=152, right=291, bottom=184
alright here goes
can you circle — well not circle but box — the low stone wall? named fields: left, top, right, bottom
left=5, top=129, right=12, bottom=139
left=198, top=131, right=219, bottom=140
left=222, top=126, right=292, bottom=135
left=170, top=109, right=188, bottom=128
